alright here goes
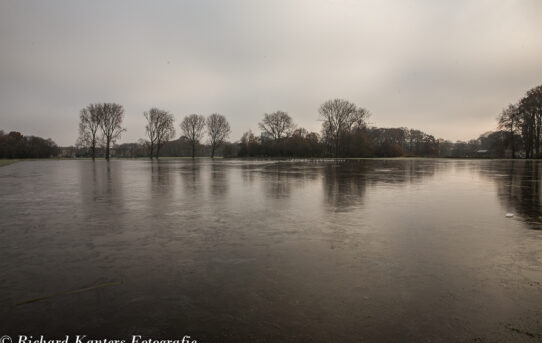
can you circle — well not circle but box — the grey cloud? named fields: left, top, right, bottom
left=1, top=0, right=541, bottom=145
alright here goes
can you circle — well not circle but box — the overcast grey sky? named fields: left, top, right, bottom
left=1, top=0, right=541, bottom=146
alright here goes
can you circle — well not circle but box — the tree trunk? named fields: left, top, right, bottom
left=526, top=123, right=531, bottom=159
left=192, top=142, right=195, bottom=159
left=536, top=118, right=540, bottom=158
left=105, top=137, right=110, bottom=160
left=156, top=144, right=160, bottom=160
left=529, top=123, right=536, bottom=159
left=335, top=133, right=340, bottom=158
left=211, top=144, right=215, bottom=158
left=150, top=141, right=154, bottom=159
left=510, top=120, right=515, bottom=159
left=91, top=137, right=96, bottom=160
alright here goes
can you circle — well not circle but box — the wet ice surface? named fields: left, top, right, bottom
left=1, top=159, right=542, bottom=342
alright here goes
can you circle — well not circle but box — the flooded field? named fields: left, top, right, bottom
left=1, top=159, right=541, bottom=342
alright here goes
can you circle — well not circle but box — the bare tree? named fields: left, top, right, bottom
left=77, top=104, right=102, bottom=160
left=498, top=103, right=520, bottom=159
left=97, top=103, right=125, bottom=160
left=318, top=99, right=369, bottom=157
left=206, top=113, right=231, bottom=158
left=258, top=111, right=295, bottom=141
left=180, top=114, right=206, bottom=158
left=144, top=108, right=176, bottom=159
left=518, top=85, right=542, bottom=158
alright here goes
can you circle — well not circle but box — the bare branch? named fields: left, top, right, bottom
left=258, top=111, right=295, bottom=141
left=318, top=99, right=370, bottom=157
left=180, top=114, right=206, bottom=158
left=77, top=104, right=102, bottom=160
left=144, top=108, right=176, bottom=158
left=97, top=103, right=126, bottom=160
left=206, top=113, right=231, bottom=158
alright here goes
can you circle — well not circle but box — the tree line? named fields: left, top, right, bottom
left=236, top=86, right=542, bottom=159
left=75, top=98, right=442, bottom=159
left=77, top=104, right=231, bottom=159
left=73, top=88, right=542, bottom=159
left=237, top=99, right=441, bottom=158
left=497, top=85, right=542, bottom=158
left=4, top=87, right=542, bottom=160
left=0, top=130, right=58, bottom=159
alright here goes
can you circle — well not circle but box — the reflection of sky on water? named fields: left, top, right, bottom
left=0, top=159, right=541, bottom=342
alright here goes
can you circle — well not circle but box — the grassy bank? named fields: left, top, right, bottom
left=0, top=160, right=18, bottom=167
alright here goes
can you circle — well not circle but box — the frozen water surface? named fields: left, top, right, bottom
left=1, top=159, right=542, bottom=342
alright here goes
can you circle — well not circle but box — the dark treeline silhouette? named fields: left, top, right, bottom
left=100, top=127, right=507, bottom=159
left=0, top=130, right=58, bottom=158
left=73, top=137, right=238, bottom=159
left=235, top=98, right=517, bottom=158
left=76, top=105, right=232, bottom=159
left=238, top=129, right=324, bottom=157
left=237, top=100, right=441, bottom=158
left=496, top=85, right=542, bottom=159
left=70, top=91, right=542, bottom=159
left=237, top=126, right=443, bottom=158
left=237, top=88, right=542, bottom=159
left=9, top=88, right=542, bottom=160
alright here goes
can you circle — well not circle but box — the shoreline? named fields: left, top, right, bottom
left=1, top=157, right=541, bottom=166
left=0, top=159, right=18, bottom=167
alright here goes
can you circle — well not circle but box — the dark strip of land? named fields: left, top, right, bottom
left=0, top=160, right=18, bottom=167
